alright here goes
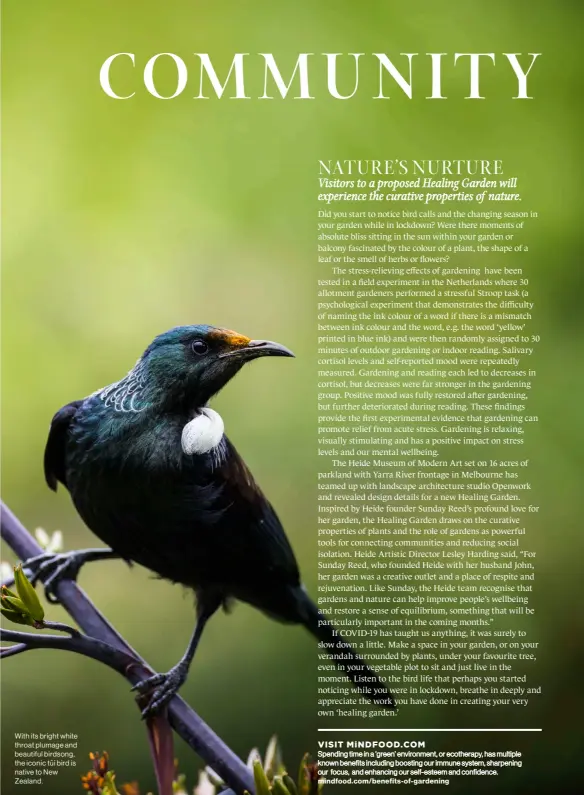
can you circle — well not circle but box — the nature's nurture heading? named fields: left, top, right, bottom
left=99, top=52, right=541, bottom=100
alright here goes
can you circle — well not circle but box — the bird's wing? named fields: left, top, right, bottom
left=44, top=401, right=84, bottom=491
left=212, top=437, right=302, bottom=593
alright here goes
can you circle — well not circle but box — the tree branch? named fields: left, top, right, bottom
left=0, top=501, right=253, bottom=795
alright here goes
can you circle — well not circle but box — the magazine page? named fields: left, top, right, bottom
left=1, top=2, right=582, bottom=794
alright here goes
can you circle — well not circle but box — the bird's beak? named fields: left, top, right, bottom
left=246, top=339, right=295, bottom=358
left=219, top=339, right=295, bottom=360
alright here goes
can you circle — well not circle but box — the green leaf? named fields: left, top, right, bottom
left=283, top=775, right=298, bottom=795
left=102, top=771, right=120, bottom=795
left=245, top=748, right=262, bottom=771
left=2, top=594, right=29, bottom=614
left=14, top=565, right=44, bottom=621
left=253, top=759, right=272, bottom=795
left=272, top=776, right=292, bottom=795
left=1, top=606, right=34, bottom=626
left=1, top=585, right=19, bottom=600
left=264, top=735, right=283, bottom=778
left=297, top=754, right=310, bottom=795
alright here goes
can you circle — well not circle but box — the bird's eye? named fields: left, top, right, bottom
left=191, top=339, right=209, bottom=355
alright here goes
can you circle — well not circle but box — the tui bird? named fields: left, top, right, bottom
left=33, top=325, right=395, bottom=715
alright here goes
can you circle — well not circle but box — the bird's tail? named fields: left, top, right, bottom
left=297, top=590, right=396, bottom=709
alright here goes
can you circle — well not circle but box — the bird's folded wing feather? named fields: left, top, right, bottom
left=44, top=401, right=83, bottom=490
left=212, top=438, right=301, bottom=588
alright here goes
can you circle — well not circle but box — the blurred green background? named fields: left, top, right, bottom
left=2, top=1, right=583, bottom=793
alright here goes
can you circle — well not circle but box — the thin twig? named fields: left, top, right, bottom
left=41, top=619, right=82, bottom=636
left=0, top=642, right=28, bottom=658
left=0, top=501, right=254, bottom=795
left=1, top=627, right=138, bottom=670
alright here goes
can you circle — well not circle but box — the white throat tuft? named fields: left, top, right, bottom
left=181, top=408, right=225, bottom=456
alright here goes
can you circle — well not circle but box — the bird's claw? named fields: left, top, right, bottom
left=22, top=551, right=85, bottom=604
left=132, top=664, right=188, bottom=718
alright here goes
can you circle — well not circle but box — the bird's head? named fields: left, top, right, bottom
left=138, top=325, right=294, bottom=410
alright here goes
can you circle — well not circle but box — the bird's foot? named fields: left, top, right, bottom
left=23, top=550, right=94, bottom=604
left=131, top=662, right=189, bottom=718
